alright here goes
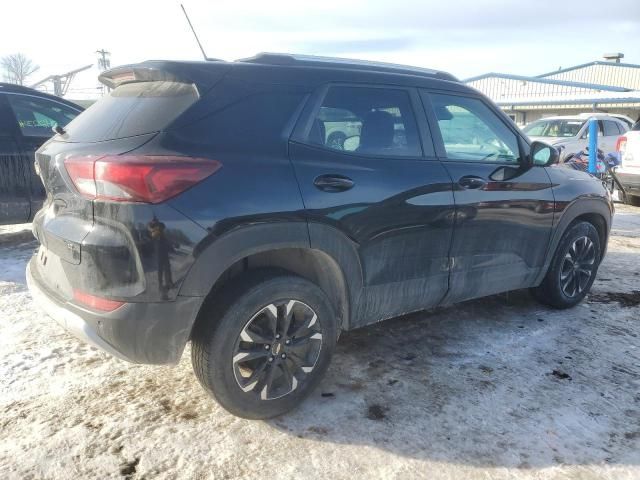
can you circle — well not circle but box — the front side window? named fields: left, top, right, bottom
left=307, top=86, right=422, bottom=157
left=430, top=94, right=520, bottom=163
left=6, top=94, right=79, bottom=137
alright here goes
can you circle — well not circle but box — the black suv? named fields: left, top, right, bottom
left=27, top=54, right=613, bottom=418
left=0, top=83, right=82, bottom=224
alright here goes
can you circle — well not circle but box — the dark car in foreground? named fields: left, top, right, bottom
left=27, top=54, right=613, bottom=418
left=0, top=83, right=82, bottom=224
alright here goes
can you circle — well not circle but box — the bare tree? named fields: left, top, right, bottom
left=1, top=53, right=39, bottom=85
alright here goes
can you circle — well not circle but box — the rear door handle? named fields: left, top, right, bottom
left=458, top=176, right=486, bottom=190
left=313, top=174, right=355, bottom=192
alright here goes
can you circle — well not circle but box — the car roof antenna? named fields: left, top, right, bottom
left=180, top=3, right=219, bottom=61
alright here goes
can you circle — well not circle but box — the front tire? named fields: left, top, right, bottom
left=191, top=270, right=337, bottom=419
left=532, top=221, right=601, bottom=309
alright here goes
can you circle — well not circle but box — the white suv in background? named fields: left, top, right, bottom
left=616, top=121, right=640, bottom=205
left=522, top=114, right=629, bottom=160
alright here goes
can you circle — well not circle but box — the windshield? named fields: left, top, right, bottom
left=523, top=119, right=585, bottom=138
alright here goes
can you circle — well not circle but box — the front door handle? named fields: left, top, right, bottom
left=313, top=174, right=355, bottom=192
left=458, top=175, right=486, bottom=190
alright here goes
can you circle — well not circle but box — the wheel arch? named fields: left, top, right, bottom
left=180, top=222, right=363, bottom=336
left=534, top=197, right=612, bottom=286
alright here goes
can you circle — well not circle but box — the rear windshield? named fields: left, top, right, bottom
left=62, top=81, right=199, bottom=142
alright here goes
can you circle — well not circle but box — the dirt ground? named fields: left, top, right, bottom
left=1, top=204, right=639, bottom=480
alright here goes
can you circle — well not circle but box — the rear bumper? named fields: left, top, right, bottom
left=27, top=261, right=132, bottom=361
left=27, top=258, right=204, bottom=364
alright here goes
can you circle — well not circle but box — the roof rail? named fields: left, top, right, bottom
left=237, top=52, right=458, bottom=82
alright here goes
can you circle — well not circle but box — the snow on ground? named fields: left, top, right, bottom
left=1, top=206, right=639, bottom=480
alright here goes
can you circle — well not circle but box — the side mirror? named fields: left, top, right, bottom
left=530, top=141, right=559, bottom=166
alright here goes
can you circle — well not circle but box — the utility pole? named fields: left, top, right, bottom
left=96, top=49, right=111, bottom=71
left=96, top=49, right=111, bottom=96
left=31, top=64, right=92, bottom=97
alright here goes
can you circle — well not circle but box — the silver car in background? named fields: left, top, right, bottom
left=522, top=114, right=628, bottom=160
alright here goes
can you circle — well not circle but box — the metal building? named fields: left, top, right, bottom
left=464, top=54, right=640, bottom=126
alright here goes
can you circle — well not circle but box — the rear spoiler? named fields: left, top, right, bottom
left=99, top=60, right=232, bottom=92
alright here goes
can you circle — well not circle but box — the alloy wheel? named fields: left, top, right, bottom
left=232, top=300, right=323, bottom=400
left=560, top=236, right=596, bottom=298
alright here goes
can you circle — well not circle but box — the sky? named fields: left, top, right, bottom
left=1, top=0, right=639, bottom=99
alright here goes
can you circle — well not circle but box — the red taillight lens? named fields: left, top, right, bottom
left=616, top=136, right=627, bottom=152
left=73, top=289, right=125, bottom=312
left=64, top=155, right=221, bottom=203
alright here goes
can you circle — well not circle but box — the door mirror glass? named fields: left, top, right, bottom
left=531, top=141, right=559, bottom=166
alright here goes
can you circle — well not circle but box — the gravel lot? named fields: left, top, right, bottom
left=1, top=205, right=639, bottom=480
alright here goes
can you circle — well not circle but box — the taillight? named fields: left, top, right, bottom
left=64, top=155, right=221, bottom=203
left=73, top=289, right=125, bottom=312
left=616, top=136, right=627, bottom=152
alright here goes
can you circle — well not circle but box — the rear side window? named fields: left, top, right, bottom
left=63, top=81, right=199, bottom=142
left=603, top=120, right=620, bottom=137
left=307, top=86, right=422, bottom=157
left=6, top=94, right=79, bottom=137
left=171, top=90, right=306, bottom=153
left=430, top=93, right=520, bottom=163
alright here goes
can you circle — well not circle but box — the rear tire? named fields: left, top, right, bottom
left=191, top=269, right=337, bottom=419
left=531, top=221, right=601, bottom=309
